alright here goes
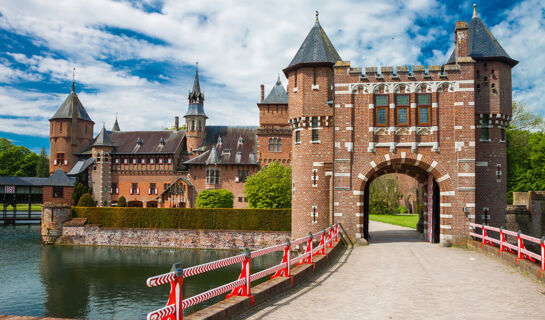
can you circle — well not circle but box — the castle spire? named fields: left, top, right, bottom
left=112, top=113, right=120, bottom=132
left=472, top=3, right=478, bottom=18
left=188, top=62, right=204, bottom=104
left=71, top=67, right=76, bottom=93
left=315, top=10, right=319, bottom=23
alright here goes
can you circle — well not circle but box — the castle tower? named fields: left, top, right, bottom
left=284, top=13, right=341, bottom=239
left=90, top=124, right=115, bottom=207
left=184, top=63, right=208, bottom=153
left=447, top=4, right=518, bottom=227
left=257, top=76, right=291, bottom=165
left=49, top=80, right=94, bottom=174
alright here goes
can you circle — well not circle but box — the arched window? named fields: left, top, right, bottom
left=191, top=120, right=195, bottom=131
left=206, top=167, right=220, bottom=185
left=198, top=120, right=202, bottom=131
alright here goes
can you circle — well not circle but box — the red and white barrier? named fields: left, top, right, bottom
left=469, top=223, right=545, bottom=278
left=146, top=223, right=342, bottom=320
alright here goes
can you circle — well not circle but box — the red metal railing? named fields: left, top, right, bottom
left=145, top=223, right=342, bottom=320
left=469, top=222, right=545, bottom=278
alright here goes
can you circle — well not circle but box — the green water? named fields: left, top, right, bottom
left=0, top=225, right=281, bottom=319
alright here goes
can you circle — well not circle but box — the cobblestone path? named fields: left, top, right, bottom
left=241, top=221, right=545, bottom=320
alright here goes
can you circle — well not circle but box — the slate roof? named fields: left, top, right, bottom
left=112, top=117, right=120, bottom=132
left=260, top=77, right=288, bottom=104
left=446, top=7, right=517, bottom=66
left=0, top=176, right=48, bottom=186
left=187, top=63, right=205, bottom=105
left=67, top=158, right=95, bottom=176
left=92, top=125, right=115, bottom=147
left=50, top=85, right=93, bottom=122
left=284, top=18, right=341, bottom=72
left=185, top=103, right=207, bottom=118
left=184, top=126, right=258, bottom=165
left=106, top=131, right=186, bottom=154
left=45, top=169, right=76, bottom=187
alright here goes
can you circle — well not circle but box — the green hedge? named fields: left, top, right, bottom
left=72, top=207, right=291, bottom=231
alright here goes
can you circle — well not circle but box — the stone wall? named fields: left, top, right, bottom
left=506, top=191, right=545, bottom=239
left=59, top=221, right=290, bottom=250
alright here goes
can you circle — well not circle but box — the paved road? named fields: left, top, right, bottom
left=241, top=221, right=545, bottom=320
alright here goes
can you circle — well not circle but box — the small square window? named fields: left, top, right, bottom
left=396, top=95, right=409, bottom=106
left=312, top=129, right=319, bottom=141
left=417, top=94, right=430, bottom=105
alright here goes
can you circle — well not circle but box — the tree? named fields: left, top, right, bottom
left=35, top=147, right=50, bottom=177
left=244, top=161, right=291, bottom=208
left=510, top=101, right=544, bottom=131
left=72, top=183, right=90, bottom=205
left=369, top=175, right=402, bottom=214
left=196, top=189, right=234, bottom=208
left=77, top=193, right=96, bottom=207
left=117, top=196, right=127, bottom=207
left=0, top=138, right=44, bottom=177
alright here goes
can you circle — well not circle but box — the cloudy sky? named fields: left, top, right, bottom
left=0, top=0, right=543, bottom=153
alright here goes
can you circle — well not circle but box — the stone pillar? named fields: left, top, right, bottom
left=41, top=202, right=71, bottom=244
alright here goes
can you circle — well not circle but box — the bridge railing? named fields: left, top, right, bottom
left=145, top=222, right=342, bottom=320
left=469, top=222, right=544, bottom=278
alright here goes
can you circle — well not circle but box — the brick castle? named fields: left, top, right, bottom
left=48, top=5, right=516, bottom=243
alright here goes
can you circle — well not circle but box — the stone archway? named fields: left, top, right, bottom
left=355, top=155, right=456, bottom=244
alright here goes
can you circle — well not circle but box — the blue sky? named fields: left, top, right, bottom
left=0, top=0, right=543, bottom=154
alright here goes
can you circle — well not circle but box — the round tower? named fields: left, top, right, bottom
left=90, top=124, right=115, bottom=207
left=49, top=81, right=94, bottom=174
left=184, top=63, right=208, bottom=153
left=284, top=13, right=341, bottom=239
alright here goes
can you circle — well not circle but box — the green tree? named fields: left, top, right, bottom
left=0, top=138, right=42, bottom=177
left=72, top=183, right=90, bottom=205
left=77, top=193, right=96, bottom=207
left=35, top=147, right=50, bottom=177
left=244, top=161, right=291, bottom=208
left=369, top=175, right=402, bottom=214
left=117, top=196, right=127, bottom=207
left=196, top=189, right=234, bottom=208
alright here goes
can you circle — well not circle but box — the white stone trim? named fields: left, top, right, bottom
left=437, top=173, right=450, bottom=182
left=427, top=160, right=438, bottom=172
left=440, top=234, right=454, bottom=241
left=293, top=87, right=298, bottom=93
left=415, top=154, right=422, bottom=166
left=368, top=104, right=375, bottom=109
left=370, top=161, right=377, bottom=171
left=469, top=141, right=476, bottom=147
left=313, top=162, right=324, bottom=167
left=357, top=202, right=364, bottom=206
left=357, top=224, right=363, bottom=228
left=356, top=213, right=364, bottom=217
left=440, top=225, right=452, bottom=229
left=410, top=103, right=416, bottom=109
left=440, top=203, right=452, bottom=207
left=325, top=171, right=332, bottom=176
left=368, top=127, right=374, bottom=132
left=345, top=104, right=353, bottom=108
left=353, top=190, right=364, bottom=195
left=335, top=172, right=350, bottom=177
left=458, top=173, right=475, bottom=177
left=454, top=125, right=463, bottom=130
left=335, top=142, right=341, bottom=148
left=334, top=202, right=339, bottom=206
left=335, top=104, right=341, bottom=108
left=312, top=84, right=319, bottom=90
left=476, top=161, right=488, bottom=167
left=440, top=191, right=455, bottom=196
left=432, top=102, right=438, bottom=108
left=389, top=103, right=395, bottom=109
left=346, top=127, right=353, bottom=131
left=440, top=214, right=453, bottom=218
left=357, top=173, right=368, bottom=181
left=310, top=140, right=321, bottom=144
left=454, top=102, right=464, bottom=106
left=345, top=142, right=353, bottom=152
left=334, top=212, right=343, bottom=217
left=468, top=101, right=475, bottom=105
left=355, top=233, right=362, bottom=239
left=466, top=203, right=475, bottom=208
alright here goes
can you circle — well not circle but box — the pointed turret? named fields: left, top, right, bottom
left=185, top=63, right=208, bottom=153
left=261, top=76, right=288, bottom=104
left=188, top=62, right=205, bottom=105
left=205, top=146, right=220, bottom=165
left=283, top=11, right=341, bottom=73
left=92, top=124, right=115, bottom=147
left=112, top=115, right=120, bottom=132
left=446, top=4, right=517, bottom=66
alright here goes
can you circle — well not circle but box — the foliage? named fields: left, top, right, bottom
left=244, top=161, right=291, bottom=208
left=396, top=206, right=408, bottom=214
left=506, top=101, right=545, bottom=203
left=369, top=175, right=402, bottom=214
left=117, top=196, right=127, bottom=207
left=72, top=183, right=90, bottom=205
left=369, top=214, right=418, bottom=229
left=35, top=147, right=49, bottom=177
left=0, top=138, right=42, bottom=177
left=73, top=207, right=291, bottom=231
left=196, top=189, right=234, bottom=208
left=77, top=193, right=96, bottom=207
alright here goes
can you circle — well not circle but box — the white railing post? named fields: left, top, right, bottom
left=517, top=230, right=522, bottom=263
left=540, top=237, right=545, bottom=278
left=172, top=263, right=184, bottom=320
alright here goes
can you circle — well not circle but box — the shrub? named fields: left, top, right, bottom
left=72, top=183, right=90, bottom=205
left=77, top=193, right=96, bottom=207
left=369, top=199, right=391, bottom=215
left=117, top=196, right=127, bottom=207
left=196, top=189, right=234, bottom=208
left=72, top=207, right=291, bottom=231
left=244, top=161, right=291, bottom=208
left=397, top=206, right=408, bottom=214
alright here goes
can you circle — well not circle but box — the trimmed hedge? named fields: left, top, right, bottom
left=72, top=207, right=291, bottom=231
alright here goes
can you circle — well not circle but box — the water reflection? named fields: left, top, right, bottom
left=1, top=225, right=281, bottom=319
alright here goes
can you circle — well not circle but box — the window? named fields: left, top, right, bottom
left=164, top=183, right=168, bottom=192
left=481, top=115, right=490, bottom=141
left=148, top=158, right=154, bottom=164
left=295, top=130, right=300, bottom=143
left=130, top=183, right=139, bottom=195
left=417, top=94, right=431, bottom=126
left=141, top=158, right=146, bottom=165
left=500, top=128, right=506, bottom=142
left=167, top=158, right=172, bottom=165
left=375, top=95, right=389, bottom=126
left=268, top=137, right=282, bottom=152
left=111, top=183, right=118, bottom=195
left=115, top=158, right=120, bottom=164
left=396, top=94, right=410, bottom=126
left=206, top=168, right=220, bottom=185
left=313, top=67, right=317, bottom=85
left=238, top=197, right=243, bottom=202
left=158, top=158, right=163, bottom=164
left=149, top=183, right=157, bottom=195
left=294, top=71, right=298, bottom=88
left=60, top=122, right=63, bottom=133
left=311, top=117, right=319, bottom=142
left=238, top=169, right=248, bottom=182
left=123, top=158, right=128, bottom=165
left=132, top=159, right=137, bottom=165
left=55, top=153, right=65, bottom=166
left=53, top=186, right=63, bottom=198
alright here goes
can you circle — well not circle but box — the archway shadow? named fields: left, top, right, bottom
left=368, top=228, right=426, bottom=244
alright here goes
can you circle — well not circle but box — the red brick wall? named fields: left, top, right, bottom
left=49, top=119, right=94, bottom=174
left=43, top=186, right=74, bottom=205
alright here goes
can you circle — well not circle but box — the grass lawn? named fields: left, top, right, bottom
left=369, top=214, right=419, bottom=229
left=11, top=204, right=42, bottom=211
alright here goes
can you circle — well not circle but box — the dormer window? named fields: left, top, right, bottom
left=238, top=137, right=244, bottom=147
left=159, top=138, right=166, bottom=145
left=137, top=137, right=144, bottom=145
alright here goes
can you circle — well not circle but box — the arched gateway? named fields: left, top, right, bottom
left=286, top=8, right=517, bottom=244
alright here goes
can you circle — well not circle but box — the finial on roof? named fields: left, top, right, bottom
left=315, top=10, right=319, bottom=23
left=276, top=74, right=281, bottom=85
left=472, top=3, right=478, bottom=18
left=71, top=67, right=76, bottom=93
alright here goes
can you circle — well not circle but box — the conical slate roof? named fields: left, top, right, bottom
left=284, top=15, right=341, bottom=72
left=112, top=116, right=120, bottom=132
left=185, top=64, right=207, bottom=118
left=205, top=146, right=220, bottom=165
left=261, top=76, right=288, bottom=104
left=92, top=124, right=115, bottom=147
left=446, top=5, right=517, bottom=66
left=50, top=84, right=93, bottom=122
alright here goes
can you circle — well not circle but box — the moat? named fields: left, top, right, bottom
left=0, top=225, right=280, bottom=319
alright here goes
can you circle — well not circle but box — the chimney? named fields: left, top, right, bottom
left=454, top=21, right=469, bottom=60
left=174, top=116, right=179, bottom=131
left=260, top=84, right=264, bottom=103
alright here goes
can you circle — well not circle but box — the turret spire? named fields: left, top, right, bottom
left=112, top=113, right=120, bottom=132
left=315, top=10, right=319, bottom=23
left=472, top=3, right=478, bottom=18
left=188, top=62, right=204, bottom=104
left=71, top=67, right=76, bottom=93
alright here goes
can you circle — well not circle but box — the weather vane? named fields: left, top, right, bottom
left=315, top=10, right=319, bottom=22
